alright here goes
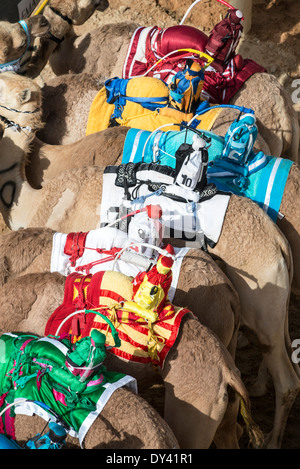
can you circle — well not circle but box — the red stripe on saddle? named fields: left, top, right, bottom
left=45, top=271, right=126, bottom=338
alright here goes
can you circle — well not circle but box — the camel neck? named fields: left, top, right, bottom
left=49, top=6, right=73, bottom=25
left=45, top=6, right=73, bottom=40
left=0, top=128, right=41, bottom=229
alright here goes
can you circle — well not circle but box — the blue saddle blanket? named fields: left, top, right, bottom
left=122, top=128, right=293, bottom=222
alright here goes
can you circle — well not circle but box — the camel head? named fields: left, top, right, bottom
left=25, top=15, right=51, bottom=38
left=0, top=72, right=43, bottom=131
left=0, top=17, right=50, bottom=70
left=47, top=0, right=109, bottom=26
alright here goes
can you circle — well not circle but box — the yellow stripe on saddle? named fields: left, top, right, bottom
left=86, top=76, right=222, bottom=136
left=91, top=302, right=190, bottom=366
left=57, top=269, right=191, bottom=367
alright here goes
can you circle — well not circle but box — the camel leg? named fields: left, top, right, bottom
left=224, top=262, right=300, bottom=448
left=262, top=337, right=300, bottom=449
left=248, top=359, right=270, bottom=397
left=212, top=323, right=242, bottom=449
left=161, top=317, right=238, bottom=449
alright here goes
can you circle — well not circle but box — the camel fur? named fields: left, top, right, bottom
left=15, top=0, right=109, bottom=78
left=0, top=16, right=50, bottom=71
left=13, top=387, right=179, bottom=449
left=0, top=70, right=298, bottom=448
left=0, top=272, right=262, bottom=449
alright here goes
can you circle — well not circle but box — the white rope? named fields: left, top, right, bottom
left=141, top=123, right=183, bottom=161
left=180, top=0, right=203, bottom=25
left=141, top=49, right=198, bottom=77
left=0, top=398, right=28, bottom=418
left=55, top=309, right=86, bottom=336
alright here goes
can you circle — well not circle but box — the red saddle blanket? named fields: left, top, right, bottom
left=45, top=272, right=192, bottom=368
left=122, top=25, right=266, bottom=104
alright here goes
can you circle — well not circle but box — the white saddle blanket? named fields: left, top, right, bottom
left=100, top=167, right=230, bottom=246
left=50, top=227, right=190, bottom=302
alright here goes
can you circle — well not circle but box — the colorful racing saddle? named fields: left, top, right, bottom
left=45, top=247, right=193, bottom=369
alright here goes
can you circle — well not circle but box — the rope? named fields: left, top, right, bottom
left=0, top=399, right=28, bottom=418
left=142, top=49, right=214, bottom=77
left=0, top=103, right=40, bottom=115
left=0, top=114, right=32, bottom=133
left=180, top=0, right=234, bottom=25
left=54, top=308, right=121, bottom=349
left=0, top=21, right=30, bottom=72
left=32, top=0, right=50, bottom=16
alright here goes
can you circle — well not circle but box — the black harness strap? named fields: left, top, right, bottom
left=49, top=6, right=73, bottom=25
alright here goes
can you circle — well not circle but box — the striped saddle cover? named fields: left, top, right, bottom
left=45, top=271, right=192, bottom=369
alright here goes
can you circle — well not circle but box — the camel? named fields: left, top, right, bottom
left=13, top=0, right=109, bottom=79
left=0, top=16, right=50, bottom=73
left=0, top=331, right=179, bottom=449
left=38, top=70, right=299, bottom=162
left=17, top=0, right=295, bottom=161
left=24, top=104, right=300, bottom=298
left=37, top=72, right=272, bottom=153
left=0, top=272, right=262, bottom=449
left=2, top=1, right=297, bottom=158
left=0, top=71, right=298, bottom=448
left=13, top=388, right=178, bottom=449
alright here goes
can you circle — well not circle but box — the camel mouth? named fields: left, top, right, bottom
left=25, top=15, right=51, bottom=38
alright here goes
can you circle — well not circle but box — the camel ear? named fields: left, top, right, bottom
left=19, top=88, right=32, bottom=104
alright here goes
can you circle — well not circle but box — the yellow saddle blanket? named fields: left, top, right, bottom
left=86, top=76, right=222, bottom=135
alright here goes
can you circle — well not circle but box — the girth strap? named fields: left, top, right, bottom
left=64, top=232, right=89, bottom=267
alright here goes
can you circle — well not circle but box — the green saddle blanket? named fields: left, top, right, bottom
left=0, top=333, right=137, bottom=446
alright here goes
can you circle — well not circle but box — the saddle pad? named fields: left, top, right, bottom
left=208, top=155, right=293, bottom=222
left=100, top=166, right=230, bottom=247
left=88, top=303, right=192, bottom=368
left=50, top=227, right=190, bottom=303
left=85, top=78, right=222, bottom=136
left=44, top=274, right=192, bottom=369
left=122, top=25, right=208, bottom=83
left=121, top=127, right=224, bottom=167
left=45, top=271, right=134, bottom=337
left=123, top=128, right=293, bottom=222
left=0, top=333, right=137, bottom=447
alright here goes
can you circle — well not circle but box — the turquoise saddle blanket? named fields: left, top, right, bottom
left=122, top=128, right=293, bottom=222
